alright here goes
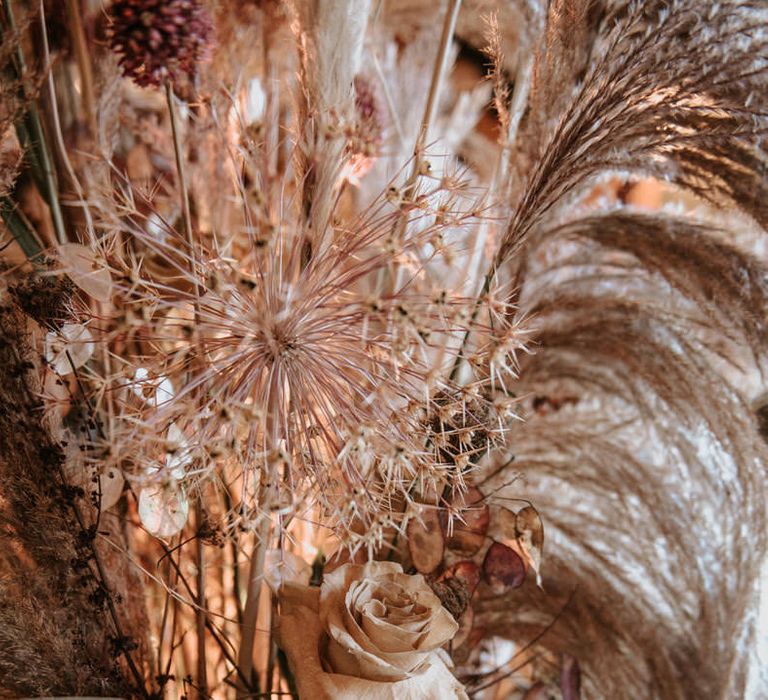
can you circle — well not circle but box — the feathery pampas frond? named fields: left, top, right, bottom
left=471, top=1, right=768, bottom=698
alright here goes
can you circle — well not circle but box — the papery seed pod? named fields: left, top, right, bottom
left=446, top=487, right=490, bottom=556
left=431, top=561, right=481, bottom=620
left=482, top=541, right=526, bottom=593
left=407, top=506, right=445, bottom=574
left=107, top=0, right=214, bottom=88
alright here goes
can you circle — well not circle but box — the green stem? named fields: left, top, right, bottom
left=1, top=196, right=44, bottom=260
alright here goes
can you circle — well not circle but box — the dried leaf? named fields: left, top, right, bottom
left=59, top=243, right=112, bottom=302
left=407, top=507, right=444, bottom=574
left=516, top=505, right=544, bottom=587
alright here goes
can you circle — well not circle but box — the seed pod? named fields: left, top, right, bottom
left=431, top=561, right=480, bottom=620
left=407, top=506, right=445, bottom=574
left=482, top=540, right=526, bottom=593
left=446, top=487, right=489, bottom=556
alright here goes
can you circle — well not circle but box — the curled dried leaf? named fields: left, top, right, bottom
left=516, top=505, right=544, bottom=587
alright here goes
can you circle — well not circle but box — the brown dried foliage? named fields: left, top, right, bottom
left=0, top=297, right=146, bottom=698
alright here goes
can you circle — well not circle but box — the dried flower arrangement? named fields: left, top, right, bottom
left=0, top=0, right=767, bottom=698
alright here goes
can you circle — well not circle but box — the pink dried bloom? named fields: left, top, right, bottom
left=345, top=74, right=386, bottom=179
left=107, top=0, right=214, bottom=88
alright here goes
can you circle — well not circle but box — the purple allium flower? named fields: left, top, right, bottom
left=108, top=0, right=214, bottom=88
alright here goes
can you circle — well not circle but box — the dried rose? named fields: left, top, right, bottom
left=277, top=561, right=468, bottom=699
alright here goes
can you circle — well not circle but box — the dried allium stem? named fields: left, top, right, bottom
left=236, top=512, right=271, bottom=697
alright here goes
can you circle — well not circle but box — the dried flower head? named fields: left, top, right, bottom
left=345, top=74, right=386, bottom=179
left=107, top=0, right=214, bottom=88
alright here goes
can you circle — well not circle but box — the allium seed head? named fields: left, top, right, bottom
left=108, top=0, right=214, bottom=88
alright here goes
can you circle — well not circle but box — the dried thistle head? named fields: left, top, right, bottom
left=107, top=0, right=214, bottom=88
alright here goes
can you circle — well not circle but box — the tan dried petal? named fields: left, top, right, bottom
left=265, top=550, right=312, bottom=592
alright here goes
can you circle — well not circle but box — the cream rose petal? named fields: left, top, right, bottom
left=360, top=599, right=429, bottom=652
left=320, top=562, right=459, bottom=682
left=278, top=581, right=468, bottom=700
